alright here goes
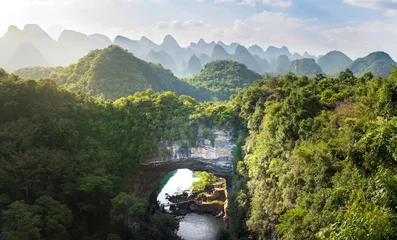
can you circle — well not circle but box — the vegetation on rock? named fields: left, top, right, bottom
left=185, top=60, right=262, bottom=101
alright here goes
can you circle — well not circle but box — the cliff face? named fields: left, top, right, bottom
left=131, top=126, right=235, bottom=198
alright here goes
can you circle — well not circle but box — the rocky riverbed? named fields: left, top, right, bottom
left=164, top=181, right=228, bottom=219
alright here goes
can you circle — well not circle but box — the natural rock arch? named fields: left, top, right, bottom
left=130, top=127, right=235, bottom=199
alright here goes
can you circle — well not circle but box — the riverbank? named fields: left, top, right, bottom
left=164, top=178, right=228, bottom=222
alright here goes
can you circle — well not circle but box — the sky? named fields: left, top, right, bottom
left=1, top=0, right=397, bottom=59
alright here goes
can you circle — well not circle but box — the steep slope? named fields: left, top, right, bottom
left=186, top=60, right=262, bottom=101
left=348, top=51, right=396, bottom=77
left=318, top=51, right=352, bottom=75
left=49, top=45, right=211, bottom=101
left=210, top=44, right=232, bottom=61
left=159, top=34, right=195, bottom=73
left=275, top=55, right=291, bottom=73
left=185, top=55, right=202, bottom=75
left=290, top=58, right=323, bottom=76
left=160, top=34, right=181, bottom=54
left=248, top=45, right=266, bottom=59
left=217, top=41, right=240, bottom=54
left=7, top=43, right=49, bottom=70
left=139, top=36, right=161, bottom=55
left=146, top=50, right=178, bottom=74
left=254, top=55, right=271, bottom=73
left=233, top=45, right=262, bottom=73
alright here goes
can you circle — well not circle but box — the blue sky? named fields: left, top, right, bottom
left=1, top=0, right=397, bottom=59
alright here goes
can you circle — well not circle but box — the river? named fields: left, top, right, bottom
left=157, top=169, right=226, bottom=240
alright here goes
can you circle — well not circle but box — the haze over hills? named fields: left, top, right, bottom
left=0, top=24, right=396, bottom=77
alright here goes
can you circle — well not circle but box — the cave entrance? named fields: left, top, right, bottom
left=155, top=168, right=229, bottom=240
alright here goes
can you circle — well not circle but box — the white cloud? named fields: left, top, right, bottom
left=155, top=20, right=204, bottom=30
left=343, top=0, right=397, bottom=16
left=262, top=0, right=293, bottom=7
left=384, top=9, right=397, bottom=16
left=343, top=0, right=397, bottom=9
left=205, top=0, right=293, bottom=7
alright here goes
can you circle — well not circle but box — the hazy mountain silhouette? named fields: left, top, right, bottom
left=290, top=58, right=323, bottom=76
left=248, top=45, right=266, bottom=59
left=198, top=54, right=210, bottom=65
left=0, top=24, right=58, bottom=67
left=8, top=43, right=49, bottom=71
left=146, top=50, right=178, bottom=74
left=275, top=55, right=291, bottom=73
left=185, top=55, right=202, bottom=75
left=217, top=41, right=240, bottom=55
left=58, top=29, right=111, bottom=65
left=318, top=51, right=352, bottom=75
left=189, top=39, right=216, bottom=56
left=113, top=35, right=146, bottom=58
left=233, top=45, right=262, bottom=73
left=1, top=24, right=396, bottom=78
left=254, top=55, right=271, bottom=73
left=210, top=44, right=232, bottom=61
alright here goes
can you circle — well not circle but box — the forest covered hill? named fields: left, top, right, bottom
left=2, top=57, right=397, bottom=239
left=47, top=45, right=211, bottom=101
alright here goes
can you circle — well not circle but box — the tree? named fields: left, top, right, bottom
left=1, top=201, right=42, bottom=240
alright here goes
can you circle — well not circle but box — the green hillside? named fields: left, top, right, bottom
left=348, top=51, right=396, bottom=77
left=185, top=60, right=262, bottom=101
left=49, top=45, right=210, bottom=101
left=290, top=58, right=323, bottom=76
left=13, top=66, right=64, bottom=79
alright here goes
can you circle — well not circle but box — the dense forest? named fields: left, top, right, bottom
left=0, top=68, right=239, bottom=239
left=185, top=60, right=262, bottom=101
left=2, top=47, right=397, bottom=239
left=229, top=68, right=397, bottom=239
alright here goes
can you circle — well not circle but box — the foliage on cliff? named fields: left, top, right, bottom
left=229, top=67, right=397, bottom=239
left=191, top=172, right=218, bottom=192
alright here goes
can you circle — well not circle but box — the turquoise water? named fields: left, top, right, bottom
left=157, top=169, right=225, bottom=240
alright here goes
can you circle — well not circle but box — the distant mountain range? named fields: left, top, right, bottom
left=0, top=24, right=396, bottom=77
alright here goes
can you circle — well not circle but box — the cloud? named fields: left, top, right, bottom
left=384, top=9, right=397, bottom=16
left=207, top=11, right=321, bottom=40
left=205, top=0, right=293, bottom=7
left=343, top=0, right=397, bottom=16
left=155, top=20, right=204, bottom=30
left=319, top=20, right=397, bottom=58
